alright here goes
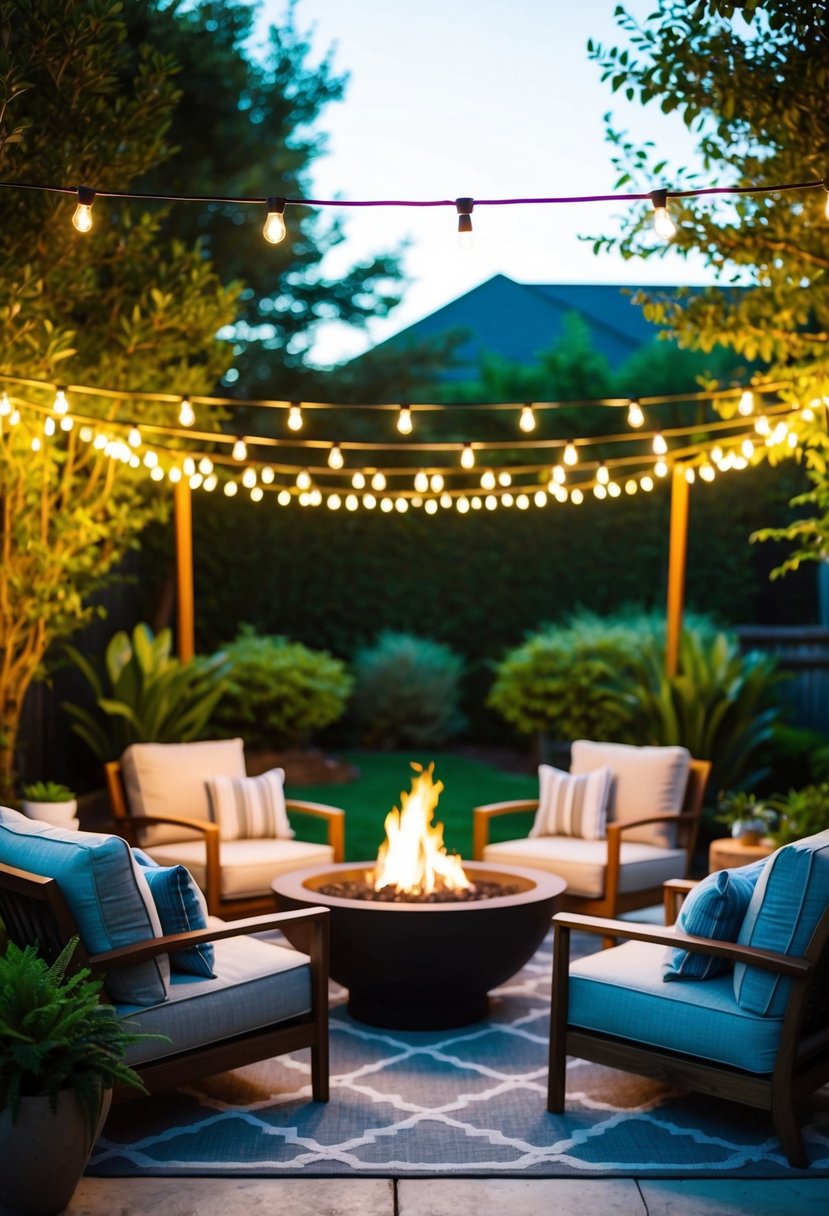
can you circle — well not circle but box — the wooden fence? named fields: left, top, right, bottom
left=737, top=626, right=829, bottom=734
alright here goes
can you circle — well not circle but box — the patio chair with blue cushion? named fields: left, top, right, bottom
left=0, top=807, right=330, bottom=1101
left=104, top=738, right=345, bottom=919
left=547, top=829, right=829, bottom=1167
left=473, top=741, right=711, bottom=927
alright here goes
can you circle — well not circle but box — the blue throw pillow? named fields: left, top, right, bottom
left=133, top=850, right=215, bottom=978
left=663, top=859, right=766, bottom=981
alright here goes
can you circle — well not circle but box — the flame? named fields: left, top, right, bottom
left=371, top=762, right=472, bottom=895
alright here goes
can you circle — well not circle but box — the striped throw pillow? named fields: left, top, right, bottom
left=530, top=764, right=611, bottom=840
left=663, top=860, right=765, bottom=982
left=205, top=768, right=294, bottom=841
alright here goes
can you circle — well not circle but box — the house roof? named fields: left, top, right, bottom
left=370, top=273, right=688, bottom=378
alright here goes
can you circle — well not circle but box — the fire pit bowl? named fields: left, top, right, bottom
left=272, top=861, right=566, bottom=1029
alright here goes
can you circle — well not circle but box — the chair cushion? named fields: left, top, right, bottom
left=144, top=838, right=336, bottom=901
left=570, top=740, right=691, bottom=846
left=483, top=835, right=686, bottom=899
left=117, top=933, right=312, bottom=1064
left=0, top=807, right=169, bottom=1006
left=204, top=768, right=293, bottom=842
left=132, top=850, right=215, bottom=978
left=569, top=938, right=783, bottom=1074
left=530, top=764, right=611, bottom=841
left=663, top=859, right=766, bottom=982
left=121, top=738, right=246, bottom=846
left=734, top=830, right=829, bottom=1016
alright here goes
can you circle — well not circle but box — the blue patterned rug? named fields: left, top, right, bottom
left=88, top=933, right=829, bottom=1178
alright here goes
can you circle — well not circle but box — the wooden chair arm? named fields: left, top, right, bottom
left=606, top=810, right=700, bottom=837
left=472, top=800, right=539, bottom=859
left=286, top=800, right=345, bottom=862
left=552, top=911, right=811, bottom=977
left=122, top=813, right=220, bottom=838
left=89, top=905, right=329, bottom=969
left=663, top=877, right=699, bottom=925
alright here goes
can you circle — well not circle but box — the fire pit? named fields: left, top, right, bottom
left=272, top=764, right=565, bottom=1028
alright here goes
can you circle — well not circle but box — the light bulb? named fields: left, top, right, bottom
left=178, top=398, right=195, bottom=427
left=296, top=469, right=312, bottom=491
left=263, top=196, right=287, bottom=244
left=346, top=494, right=359, bottom=511
left=0, top=391, right=9, bottom=416
left=143, top=450, right=159, bottom=468
left=371, top=471, right=386, bottom=491
left=563, top=441, right=578, bottom=466
left=150, top=465, right=165, bottom=482
left=593, top=483, right=607, bottom=500
left=650, top=188, right=676, bottom=240
left=654, top=459, right=668, bottom=478
left=641, top=475, right=654, bottom=491
left=351, top=471, right=366, bottom=490
left=460, top=443, right=475, bottom=469
left=685, top=468, right=696, bottom=484
left=199, top=456, right=213, bottom=475
left=551, top=465, right=566, bottom=485
left=277, top=489, right=291, bottom=505
left=597, top=463, right=609, bottom=484
left=700, top=464, right=716, bottom=482
left=60, top=416, right=73, bottom=432
left=457, top=496, right=470, bottom=514
left=395, top=497, right=408, bottom=513
left=738, top=390, right=755, bottom=416
left=168, top=466, right=182, bottom=483
left=430, top=473, right=444, bottom=493
left=242, top=467, right=257, bottom=489
left=287, top=404, right=303, bottom=431
left=381, top=497, right=394, bottom=513
left=480, top=470, right=496, bottom=491
left=608, top=482, right=621, bottom=497
left=653, top=432, right=668, bottom=456
left=224, top=480, right=238, bottom=497
left=53, top=388, right=69, bottom=415
left=516, top=494, right=530, bottom=511
left=519, top=405, right=536, bottom=433
left=397, top=406, right=413, bottom=434
left=534, top=489, right=547, bottom=508
left=498, top=471, right=512, bottom=487
left=183, top=456, right=196, bottom=477
left=414, top=471, right=429, bottom=493
left=261, top=466, right=274, bottom=484
left=456, top=197, right=474, bottom=249
left=232, top=437, right=247, bottom=461
left=363, top=493, right=377, bottom=509
left=755, top=415, right=771, bottom=436
left=72, top=187, right=96, bottom=233
left=128, top=427, right=141, bottom=448
left=741, top=438, right=755, bottom=458
left=571, top=488, right=584, bottom=505
left=327, top=494, right=342, bottom=511
left=425, top=498, right=438, bottom=515
left=627, top=399, right=645, bottom=428
left=44, top=416, right=55, bottom=437
left=625, top=479, right=638, bottom=495
left=439, top=492, right=453, bottom=509
left=328, top=444, right=344, bottom=470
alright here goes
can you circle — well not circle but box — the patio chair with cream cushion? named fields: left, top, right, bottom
left=105, top=738, right=345, bottom=919
left=473, top=741, right=710, bottom=928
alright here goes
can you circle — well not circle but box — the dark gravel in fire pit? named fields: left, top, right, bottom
left=316, top=879, right=522, bottom=903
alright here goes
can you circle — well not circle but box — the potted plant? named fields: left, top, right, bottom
left=715, top=790, right=778, bottom=846
left=0, top=937, right=149, bottom=1216
left=20, top=781, right=78, bottom=829
left=768, top=783, right=829, bottom=847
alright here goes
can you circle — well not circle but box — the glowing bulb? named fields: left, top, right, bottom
left=788, top=430, right=799, bottom=449
left=700, top=464, right=716, bottom=482
left=593, top=483, right=607, bottom=500
left=263, top=196, right=287, bottom=244
left=711, top=445, right=724, bottom=464
left=480, top=470, right=496, bottom=491
left=414, top=471, right=429, bottom=493
left=8, top=409, right=19, bottom=426
left=60, top=416, right=73, bottom=432
left=224, top=480, right=238, bottom=497
left=242, top=467, right=257, bottom=489
left=232, top=437, right=247, bottom=461
left=738, top=390, right=755, bottom=416
left=178, top=398, right=195, bottom=427
left=551, top=465, right=566, bottom=485
left=519, top=405, right=536, bottom=433
left=652, top=432, right=668, bottom=456
left=327, top=494, right=342, bottom=510
left=563, top=441, right=578, bottom=466
left=397, top=406, right=413, bottom=434
left=650, top=188, right=676, bottom=240
left=498, top=471, right=512, bottom=487
left=685, top=468, right=696, bottom=485
left=204, top=474, right=218, bottom=492
left=53, top=388, right=69, bottom=415
left=460, top=443, right=475, bottom=469
left=128, top=427, right=141, bottom=447
left=381, top=497, right=394, bottom=513
left=627, top=399, right=645, bottom=428
left=430, top=473, right=444, bottom=493
left=143, top=450, right=159, bottom=468
left=502, top=492, right=514, bottom=507
left=485, top=494, right=497, bottom=510
left=625, top=479, right=638, bottom=495
left=440, top=492, right=452, bottom=509
left=261, top=466, right=274, bottom=484
left=327, top=444, right=344, bottom=469
left=31, top=436, right=41, bottom=452
left=296, top=469, right=312, bottom=491
left=608, top=481, right=621, bottom=497
left=371, top=471, right=386, bottom=491
left=44, top=416, right=55, bottom=437
left=395, top=497, right=408, bottom=513
left=352, top=472, right=366, bottom=490
left=641, top=475, right=654, bottom=492
left=534, top=489, right=547, bottom=507
left=197, top=457, right=213, bottom=476
left=456, top=197, right=474, bottom=249
left=0, top=391, right=9, bottom=416
left=190, top=473, right=203, bottom=490
left=168, top=466, right=182, bottom=483
left=287, top=404, right=303, bottom=431
left=425, top=498, right=438, bottom=515
left=346, top=494, right=359, bottom=511
left=363, top=493, right=377, bottom=509
left=277, top=489, right=291, bottom=505
left=150, top=465, right=165, bottom=482
left=72, top=187, right=95, bottom=233
left=457, top=496, right=470, bottom=513
left=654, top=458, right=668, bottom=478
left=741, top=438, right=755, bottom=459
left=597, top=463, right=609, bottom=484
left=755, top=415, right=771, bottom=436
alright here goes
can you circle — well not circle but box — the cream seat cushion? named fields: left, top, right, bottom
left=144, top=838, right=335, bottom=901
left=121, top=738, right=246, bottom=846
left=570, top=740, right=691, bottom=846
left=483, top=835, right=687, bottom=899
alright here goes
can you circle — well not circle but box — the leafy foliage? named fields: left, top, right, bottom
left=715, top=789, right=778, bottom=833
left=20, top=781, right=75, bottom=803
left=349, top=632, right=466, bottom=750
left=62, top=624, right=229, bottom=762
left=209, top=626, right=352, bottom=750
left=0, top=938, right=147, bottom=1131
left=587, top=1, right=829, bottom=574
left=769, top=783, right=829, bottom=846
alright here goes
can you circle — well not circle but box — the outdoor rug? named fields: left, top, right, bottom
left=87, top=932, right=829, bottom=1179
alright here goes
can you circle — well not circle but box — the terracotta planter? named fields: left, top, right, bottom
left=0, top=1087, right=111, bottom=1215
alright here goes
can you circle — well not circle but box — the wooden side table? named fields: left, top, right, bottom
left=708, top=836, right=775, bottom=874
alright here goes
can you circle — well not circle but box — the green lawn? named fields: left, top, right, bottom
left=285, top=750, right=538, bottom=861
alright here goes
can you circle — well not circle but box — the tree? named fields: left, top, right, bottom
left=0, top=0, right=240, bottom=799
left=588, top=1, right=829, bottom=574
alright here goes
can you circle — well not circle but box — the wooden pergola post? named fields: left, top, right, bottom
left=665, top=465, right=690, bottom=677
left=174, top=478, right=195, bottom=662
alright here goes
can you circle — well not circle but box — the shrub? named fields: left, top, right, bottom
left=62, top=625, right=229, bottom=762
left=769, top=783, right=829, bottom=846
left=350, top=632, right=466, bottom=749
left=209, top=626, right=353, bottom=750
left=487, top=611, right=648, bottom=743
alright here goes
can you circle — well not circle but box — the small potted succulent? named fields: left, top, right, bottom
left=716, top=790, right=778, bottom=846
left=20, top=781, right=78, bottom=829
left=0, top=938, right=150, bottom=1215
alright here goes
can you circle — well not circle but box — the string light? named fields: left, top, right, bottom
left=397, top=406, right=413, bottom=434
left=650, top=188, right=676, bottom=240
left=563, top=441, right=578, bottom=466
left=430, top=473, right=444, bottom=493
left=178, top=397, right=195, bottom=427
left=371, top=471, right=386, bottom=491
left=456, top=197, right=474, bottom=249
left=53, top=387, right=69, bottom=415
left=224, top=480, right=238, bottom=497
left=652, top=432, right=668, bottom=456
left=460, top=443, right=475, bottom=469
left=0, top=390, right=10, bottom=416
left=654, top=458, right=668, bottom=478
left=414, top=471, right=430, bottom=493
left=296, top=469, right=312, bottom=490
left=287, top=403, right=303, bottom=431
left=480, top=470, right=496, bottom=490
left=351, top=471, right=366, bottom=489
left=263, top=196, right=287, bottom=244
left=232, top=437, right=247, bottom=461
left=519, top=405, right=536, bottom=433
left=60, top=415, right=73, bottom=432
left=71, top=186, right=95, bottom=233
left=242, top=467, right=257, bottom=489
left=328, top=443, right=344, bottom=470
left=627, top=399, right=645, bottom=428
left=498, top=471, right=512, bottom=486
left=44, top=416, right=55, bottom=437
left=128, top=426, right=141, bottom=447
left=738, top=390, right=755, bottom=416
left=261, top=466, right=275, bottom=484
left=596, top=463, right=610, bottom=485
